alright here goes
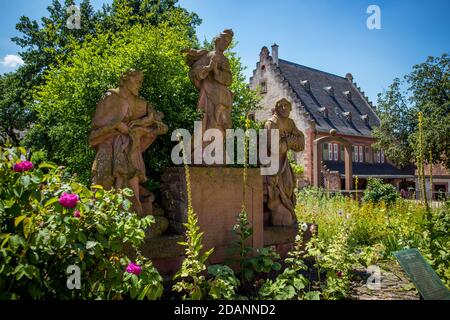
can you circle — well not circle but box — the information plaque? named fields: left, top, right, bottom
left=393, top=248, right=450, bottom=300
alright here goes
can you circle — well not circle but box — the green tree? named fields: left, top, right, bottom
left=25, top=12, right=199, bottom=185
left=0, top=72, right=34, bottom=145
left=372, top=78, right=416, bottom=167
left=1, top=0, right=200, bottom=146
left=373, top=54, right=450, bottom=169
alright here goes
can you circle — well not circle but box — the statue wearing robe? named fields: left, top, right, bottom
left=265, top=99, right=305, bottom=226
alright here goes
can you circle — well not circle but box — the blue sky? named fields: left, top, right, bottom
left=1, top=0, right=449, bottom=103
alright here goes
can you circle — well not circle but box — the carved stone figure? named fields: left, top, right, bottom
left=265, top=99, right=305, bottom=226
left=183, top=29, right=234, bottom=135
left=89, top=69, right=168, bottom=216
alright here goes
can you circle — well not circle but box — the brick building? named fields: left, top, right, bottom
left=249, top=45, right=416, bottom=191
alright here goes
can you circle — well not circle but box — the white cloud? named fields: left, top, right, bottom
left=1, top=54, right=24, bottom=68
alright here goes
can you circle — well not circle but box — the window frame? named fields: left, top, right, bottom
left=333, top=143, right=339, bottom=161
left=359, top=146, right=363, bottom=163
left=328, top=143, right=333, bottom=160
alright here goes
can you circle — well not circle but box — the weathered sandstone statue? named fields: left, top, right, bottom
left=89, top=69, right=168, bottom=216
left=265, top=98, right=305, bottom=226
left=183, top=29, right=234, bottom=134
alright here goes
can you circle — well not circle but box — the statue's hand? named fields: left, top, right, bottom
left=116, top=122, right=129, bottom=134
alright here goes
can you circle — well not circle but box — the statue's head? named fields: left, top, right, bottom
left=214, top=29, right=234, bottom=52
left=275, top=98, right=292, bottom=118
left=120, top=69, right=144, bottom=96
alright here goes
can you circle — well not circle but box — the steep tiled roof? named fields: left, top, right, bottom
left=278, top=59, right=380, bottom=137
left=323, top=161, right=415, bottom=177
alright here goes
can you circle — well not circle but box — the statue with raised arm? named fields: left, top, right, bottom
left=183, top=29, right=234, bottom=134
left=265, top=98, right=305, bottom=226
left=89, top=69, right=168, bottom=216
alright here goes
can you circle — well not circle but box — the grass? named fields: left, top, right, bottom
left=296, top=187, right=449, bottom=289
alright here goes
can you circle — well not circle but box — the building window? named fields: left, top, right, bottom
left=365, top=146, right=370, bottom=163
left=381, top=150, right=385, bottom=163
left=260, top=81, right=267, bottom=93
left=328, top=143, right=333, bottom=160
left=359, top=146, right=363, bottom=163
left=322, top=143, right=329, bottom=161
left=340, top=145, right=345, bottom=161
left=376, top=150, right=381, bottom=163
left=353, top=146, right=358, bottom=162
left=333, top=143, right=339, bottom=161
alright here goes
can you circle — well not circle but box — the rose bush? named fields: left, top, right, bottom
left=0, top=146, right=163, bottom=300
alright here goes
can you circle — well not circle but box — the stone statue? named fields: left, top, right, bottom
left=183, top=29, right=234, bottom=135
left=265, top=98, right=305, bottom=226
left=89, top=69, right=168, bottom=216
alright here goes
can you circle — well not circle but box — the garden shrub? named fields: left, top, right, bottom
left=0, top=146, right=163, bottom=300
left=420, top=201, right=450, bottom=288
left=306, top=224, right=355, bottom=300
left=259, top=223, right=320, bottom=300
left=362, top=178, right=399, bottom=205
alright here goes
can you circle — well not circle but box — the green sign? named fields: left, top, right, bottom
left=393, top=248, right=450, bottom=300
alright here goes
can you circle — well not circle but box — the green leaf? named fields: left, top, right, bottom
left=86, top=241, right=98, bottom=250
left=44, top=197, right=59, bottom=207
left=3, top=199, right=15, bottom=209
left=39, top=162, right=57, bottom=169
left=14, top=215, right=27, bottom=227
left=56, top=235, right=66, bottom=248
left=122, top=188, right=134, bottom=197
left=77, top=232, right=87, bottom=243
left=19, top=175, right=31, bottom=189
left=305, top=291, right=321, bottom=300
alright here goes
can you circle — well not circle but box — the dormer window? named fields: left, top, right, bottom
left=343, top=111, right=352, bottom=121
left=360, top=114, right=369, bottom=125
left=343, top=90, right=352, bottom=100
left=319, top=107, right=328, bottom=117
left=260, top=81, right=267, bottom=94
left=301, top=80, right=310, bottom=91
left=324, top=86, right=334, bottom=96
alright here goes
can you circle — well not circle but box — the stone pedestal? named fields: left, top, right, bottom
left=264, top=224, right=316, bottom=258
left=161, top=167, right=264, bottom=264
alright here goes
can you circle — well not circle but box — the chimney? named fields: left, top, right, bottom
left=271, top=43, right=279, bottom=66
left=345, top=73, right=353, bottom=82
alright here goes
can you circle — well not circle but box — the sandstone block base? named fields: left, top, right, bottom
left=161, top=166, right=264, bottom=264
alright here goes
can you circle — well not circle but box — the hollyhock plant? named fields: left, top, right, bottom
left=59, top=193, right=79, bottom=208
left=73, top=210, right=81, bottom=218
left=13, top=161, right=33, bottom=172
left=126, top=262, right=142, bottom=276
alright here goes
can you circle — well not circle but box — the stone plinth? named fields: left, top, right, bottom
left=264, top=224, right=316, bottom=258
left=161, top=167, right=264, bottom=264
left=140, top=234, right=185, bottom=276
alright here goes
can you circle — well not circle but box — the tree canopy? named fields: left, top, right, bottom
left=373, top=53, right=450, bottom=169
left=0, top=0, right=201, bottom=144
left=5, top=0, right=260, bottom=187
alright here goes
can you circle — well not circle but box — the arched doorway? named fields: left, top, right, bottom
left=313, top=133, right=353, bottom=190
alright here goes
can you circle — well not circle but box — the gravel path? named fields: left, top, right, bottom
left=350, top=262, right=420, bottom=300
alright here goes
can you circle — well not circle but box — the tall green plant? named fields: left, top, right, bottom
left=172, top=135, right=213, bottom=300
left=417, top=112, right=429, bottom=208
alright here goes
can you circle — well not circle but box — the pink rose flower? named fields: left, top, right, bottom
left=13, top=161, right=33, bottom=172
left=73, top=210, right=81, bottom=218
left=59, top=193, right=79, bottom=208
left=126, top=262, right=142, bottom=276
